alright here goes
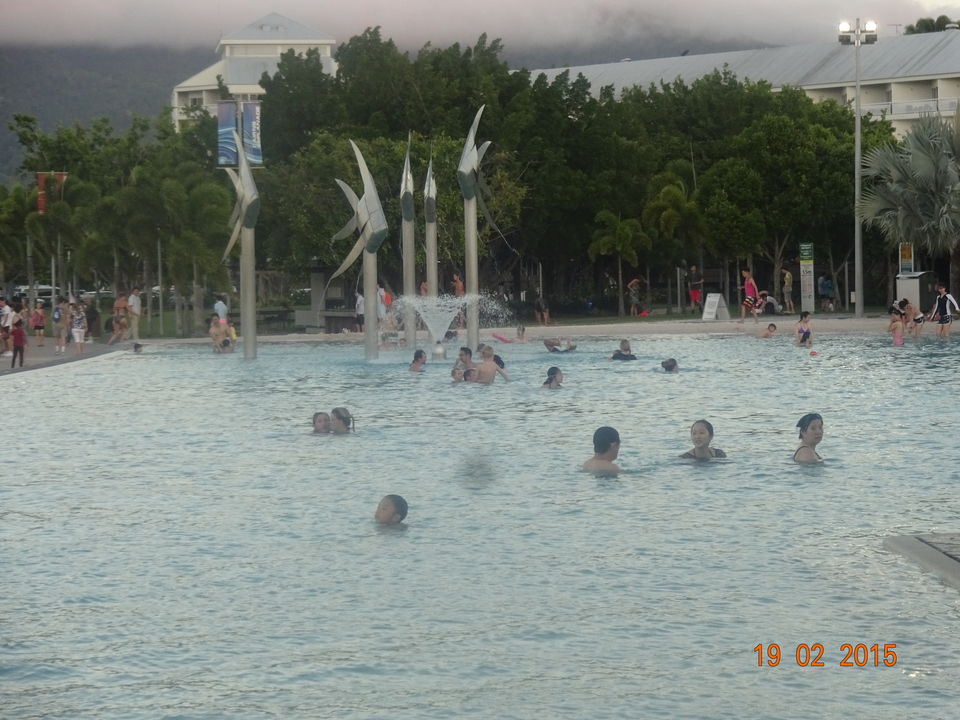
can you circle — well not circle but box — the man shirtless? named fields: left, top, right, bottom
left=474, top=345, right=509, bottom=384
left=583, top=427, right=622, bottom=476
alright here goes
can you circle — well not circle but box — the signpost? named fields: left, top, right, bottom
left=799, top=242, right=815, bottom=313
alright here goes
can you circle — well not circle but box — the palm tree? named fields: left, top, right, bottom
left=589, top=210, right=648, bottom=316
left=860, top=114, right=960, bottom=291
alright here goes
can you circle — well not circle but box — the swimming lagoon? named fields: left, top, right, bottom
left=3, top=333, right=959, bottom=718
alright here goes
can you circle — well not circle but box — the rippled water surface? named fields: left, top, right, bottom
left=3, top=332, right=960, bottom=718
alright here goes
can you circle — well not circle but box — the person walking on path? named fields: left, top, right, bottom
left=128, top=287, right=142, bottom=341
left=108, top=293, right=128, bottom=345
left=10, top=319, right=26, bottom=368
left=28, top=300, right=46, bottom=346
left=688, top=265, right=704, bottom=314
left=738, top=269, right=760, bottom=324
left=70, top=302, right=87, bottom=354
left=0, top=296, right=13, bottom=356
left=627, top=277, right=642, bottom=317
left=53, top=296, right=70, bottom=355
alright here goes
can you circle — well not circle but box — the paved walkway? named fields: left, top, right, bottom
left=0, top=335, right=125, bottom=375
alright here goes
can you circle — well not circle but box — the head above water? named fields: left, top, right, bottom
left=799, top=311, right=811, bottom=321
left=796, top=412, right=823, bottom=439
left=619, top=339, right=631, bottom=353
left=312, top=411, right=331, bottom=433
left=593, top=426, right=621, bottom=454
left=375, top=494, right=408, bottom=524
left=691, top=419, right=714, bottom=438
left=413, top=349, right=426, bottom=363
left=661, top=358, right=678, bottom=372
left=767, top=323, right=777, bottom=331
left=331, top=407, right=354, bottom=433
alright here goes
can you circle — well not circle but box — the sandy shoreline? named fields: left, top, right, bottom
left=0, top=313, right=892, bottom=375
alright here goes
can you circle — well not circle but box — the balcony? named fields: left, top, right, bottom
left=860, top=97, right=960, bottom=117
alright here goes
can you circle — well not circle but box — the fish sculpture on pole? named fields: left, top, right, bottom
left=457, top=106, right=492, bottom=350
left=329, top=140, right=389, bottom=360
left=400, top=135, right=416, bottom=347
left=223, top=130, right=260, bottom=359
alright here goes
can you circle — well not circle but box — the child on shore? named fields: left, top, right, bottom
left=10, top=319, right=26, bottom=368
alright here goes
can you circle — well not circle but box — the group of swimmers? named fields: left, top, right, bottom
left=888, top=284, right=960, bottom=343
left=583, top=413, right=825, bottom=475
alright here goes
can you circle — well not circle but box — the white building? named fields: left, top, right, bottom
left=531, top=29, right=960, bottom=136
left=171, top=12, right=337, bottom=130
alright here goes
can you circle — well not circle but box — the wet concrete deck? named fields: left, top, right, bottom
left=884, top=534, right=960, bottom=591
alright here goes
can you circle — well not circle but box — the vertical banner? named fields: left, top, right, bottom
left=899, top=243, right=914, bottom=274
left=36, top=173, right=47, bottom=214
left=217, top=102, right=238, bottom=167
left=799, top=242, right=815, bottom=313
left=241, top=102, right=263, bottom=166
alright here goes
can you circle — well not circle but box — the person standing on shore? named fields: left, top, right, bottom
left=781, top=267, right=795, bottom=313
left=10, top=319, right=26, bottom=368
left=69, top=302, right=87, bottom=354
left=128, top=287, right=142, bottom=341
left=688, top=265, right=704, bottom=314
left=109, top=292, right=129, bottom=344
left=28, top=301, right=45, bottom=346
left=738, top=269, right=759, bottom=324
left=53, top=296, right=70, bottom=354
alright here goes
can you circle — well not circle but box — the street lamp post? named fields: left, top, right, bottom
left=839, top=18, right=877, bottom=318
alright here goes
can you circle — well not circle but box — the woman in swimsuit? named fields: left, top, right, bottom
left=793, top=413, right=823, bottom=464
left=541, top=366, right=563, bottom=389
left=796, top=311, right=813, bottom=346
left=680, top=419, right=726, bottom=459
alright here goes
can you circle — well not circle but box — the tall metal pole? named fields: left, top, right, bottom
left=363, top=250, right=379, bottom=360
left=465, top=196, right=479, bottom=349
left=157, top=235, right=164, bottom=336
left=854, top=18, right=864, bottom=318
left=240, top=226, right=256, bottom=359
left=425, top=160, right=438, bottom=298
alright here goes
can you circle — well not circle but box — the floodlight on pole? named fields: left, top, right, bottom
left=838, top=17, right=877, bottom=318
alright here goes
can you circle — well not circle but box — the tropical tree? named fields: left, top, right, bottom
left=588, top=210, right=648, bottom=316
left=860, top=114, right=960, bottom=292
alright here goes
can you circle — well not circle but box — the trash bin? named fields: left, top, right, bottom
left=896, top=271, right=937, bottom=312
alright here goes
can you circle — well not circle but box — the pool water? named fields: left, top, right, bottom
left=3, top=333, right=960, bottom=718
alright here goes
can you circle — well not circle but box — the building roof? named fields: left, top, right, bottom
left=217, top=12, right=336, bottom=49
left=530, top=30, right=960, bottom=94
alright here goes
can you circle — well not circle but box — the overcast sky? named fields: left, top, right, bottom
left=1, top=0, right=953, bottom=53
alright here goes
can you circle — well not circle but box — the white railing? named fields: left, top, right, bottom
left=860, top=97, right=960, bottom=116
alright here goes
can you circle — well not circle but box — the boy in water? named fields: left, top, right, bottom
left=583, top=426, right=622, bottom=476
left=375, top=494, right=408, bottom=525
left=759, top=323, right=777, bottom=338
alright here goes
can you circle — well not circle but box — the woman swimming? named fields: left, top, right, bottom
left=680, top=419, right=727, bottom=459
left=793, top=413, right=823, bottom=464
left=331, top=407, right=355, bottom=434
left=542, top=366, right=563, bottom=388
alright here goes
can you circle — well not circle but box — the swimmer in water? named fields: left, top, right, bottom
left=312, top=411, right=331, bottom=434
left=793, top=413, right=824, bottom=464
left=680, top=419, right=727, bottom=459
left=609, top=339, right=636, bottom=361
left=543, top=337, right=577, bottom=353
left=542, top=366, right=563, bottom=388
left=409, top=349, right=427, bottom=372
left=888, top=307, right=905, bottom=345
left=759, top=323, right=777, bottom=338
left=375, top=494, right=408, bottom=525
left=582, top=426, right=621, bottom=476
left=796, top=311, right=813, bottom=347
left=331, top=407, right=354, bottom=434
left=661, top=358, right=678, bottom=373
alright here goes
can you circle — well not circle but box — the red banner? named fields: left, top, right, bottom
left=35, top=172, right=68, bottom=214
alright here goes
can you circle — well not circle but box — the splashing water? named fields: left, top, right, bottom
left=395, top=294, right=514, bottom=342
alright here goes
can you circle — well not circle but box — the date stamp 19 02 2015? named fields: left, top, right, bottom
left=754, top=643, right=898, bottom=668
